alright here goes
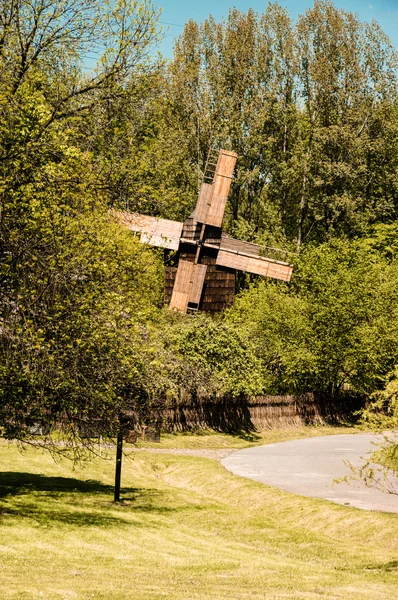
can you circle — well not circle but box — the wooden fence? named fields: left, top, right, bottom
left=155, top=392, right=364, bottom=433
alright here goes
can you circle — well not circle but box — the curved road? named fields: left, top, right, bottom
left=221, top=433, right=398, bottom=513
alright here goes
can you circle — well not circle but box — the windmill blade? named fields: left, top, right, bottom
left=169, top=260, right=208, bottom=312
left=112, top=210, right=183, bottom=251
left=206, top=150, right=238, bottom=228
left=216, top=236, right=292, bottom=282
left=194, top=150, right=238, bottom=228
left=189, top=264, right=207, bottom=306
left=216, top=250, right=292, bottom=281
left=194, top=183, right=213, bottom=224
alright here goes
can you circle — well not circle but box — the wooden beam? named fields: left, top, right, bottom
left=216, top=249, right=292, bottom=282
left=112, top=210, right=183, bottom=251
left=169, top=260, right=209, bottom=312
left=205, top=151, right=238, bottom=228
left=169, top=260, right=194, bottom=312
left=194, top=183, right=213, bottom=224
left=189, top=264, right=207, bottom=305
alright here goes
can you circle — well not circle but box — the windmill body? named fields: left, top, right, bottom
left=115, top=149, right=293, bottom=314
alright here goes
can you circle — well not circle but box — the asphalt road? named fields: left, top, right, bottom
left=221, top=433, right=398, bottom=513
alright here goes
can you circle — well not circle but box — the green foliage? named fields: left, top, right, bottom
left=155, top=312, right=266, bottom=399
left=227, top=281, right=313, bottom=393
left=296, top=240, right=398, bottom=394
left=2, top=0, right=398, bottom=455
left=134, top=1, right=398, bottom=248
left=0, top=133, right=165, bottom=447
left=228, top=239, right=398, bottom=397
left=0, top=0, right=166, bottom=455
left=361, top=367, right=398, bottom=431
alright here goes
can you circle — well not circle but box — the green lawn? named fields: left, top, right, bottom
left=136, top=425, right=357, bottom=449
left=0, top=428, right=397, bottom=600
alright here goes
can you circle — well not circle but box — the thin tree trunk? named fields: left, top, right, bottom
left=296, top=170, right=307, bottom=252
left=114, top=429, right=123, bottom=502
left=296, top=140, right=313, bottom=252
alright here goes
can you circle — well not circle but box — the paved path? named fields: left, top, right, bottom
left=221, top=433, right=398, bottom=513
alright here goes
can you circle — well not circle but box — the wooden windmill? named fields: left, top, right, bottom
left=114, top=148, right=293, bottom=313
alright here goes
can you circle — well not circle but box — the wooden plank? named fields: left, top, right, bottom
left=112, top=210, right=183, bottom=251
left=265, top=263, right=293, bottom=281
left=189, top=264, right=207, bottom=305
left=205, top=151, right=238, bottom=228
left=216, top=150, right=238, bottom=177
left=169, top=291, right=189, bottom=313
left=111, top=210, right=157, bottom=232
left=246, top=256, right=270, bottom=277
left=216, top=250, right=249, bottom=271
left=194, top=183, right=213, bottom=224
left=169, top=260, right=194, bottom=312
left=216, top=250, right=293, bottom=282
left=245, top=257, right=292, bottom=281
left=220, top=235, right=260, bottom=256
left=141, top=218, right=183, bottom=251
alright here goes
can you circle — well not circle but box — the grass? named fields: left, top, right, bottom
left=0, top=426, right=397, bottom=600
left=136, top=424, right=357, bottom=449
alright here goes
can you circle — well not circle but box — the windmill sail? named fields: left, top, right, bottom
left=215, top=235, right=293, bottom=282
left=188, top=264, right=207, bottom=306
left=216, top=250, right=292, bottom=281
left=112, top=147, right=293, bottom=314
left=112, top=210, right=183, bottom=251
left=194, top=150, right=238, bottom=228
left=169, top=261, right=208, bottom=312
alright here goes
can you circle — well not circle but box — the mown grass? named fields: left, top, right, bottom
left=136, top=424, right=357, bottom=449
left=0, top=427, right=397, bottom=600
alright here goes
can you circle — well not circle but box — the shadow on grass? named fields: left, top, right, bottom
left=0, top=472, right=191, bottom=527
left=230, top=430, right=263, bottom=442
left=0, top=471, right=114, bottom=497
left=365, top=560, right=398, bottom=572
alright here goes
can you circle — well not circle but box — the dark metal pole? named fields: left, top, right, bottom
left=114, top=429, right=123, bottom=502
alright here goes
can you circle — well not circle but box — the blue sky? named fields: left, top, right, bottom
left=155, top=0, right=398, bottom=58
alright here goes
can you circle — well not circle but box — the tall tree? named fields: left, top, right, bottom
left=0, top=0, right=164, bottom=456
left=138, top=2, right=398, bottom=249
left=295, top=0, right=398, bottom=248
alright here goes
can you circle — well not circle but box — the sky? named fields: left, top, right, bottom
left=155, top=0, right=398, bottom=58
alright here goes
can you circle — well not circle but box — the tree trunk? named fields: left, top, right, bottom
left=296, top=171, right=307, bottom=252
left=114, top=429, right=123, bottom=502
left=297, top=142, right=313, bottom=252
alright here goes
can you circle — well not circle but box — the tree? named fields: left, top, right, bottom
left=0, top=0, right=161, bottom=118
left=0, top=0, right=165, bottom=464
left=155, top=311, right=266, bottom=400
left=0, top=159, right=164, bottom=456
left=295, top=1, right=398, bottom=248
left=134, top=2, right=398, bottom=250
left=228, top=238, right=398, bottom=397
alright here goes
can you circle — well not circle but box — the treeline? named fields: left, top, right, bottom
left=1, top=0, right=398, bottom=454
left=103, top=1, right=398, bottom=250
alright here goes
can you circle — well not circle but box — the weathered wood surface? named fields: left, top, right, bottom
left=153, top=392, right=363, bottom=433
left=165, top=251, right=235, bottom=314
left=205, top=150, right=238, bottom=228
left=220, top=235, right=261, bottom=256
left=181, top=216, right=202, bottom=241
left=189, top=264, right=207, bottom=305
left=169, top=261, right=209, bottom=311
left=216, top=249, right=292, bottom=282
left=169, top=260, right=194, bottom=312
left=194, top=183, right=213, bottom=224
left=113, top=210, right=183, bottom=251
